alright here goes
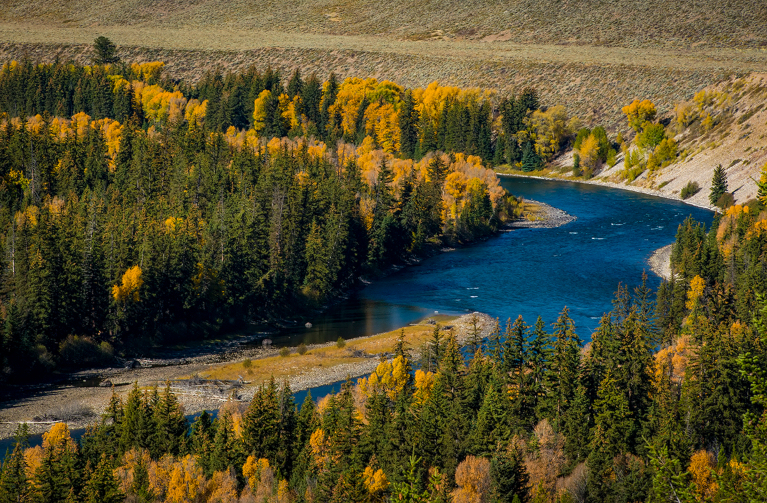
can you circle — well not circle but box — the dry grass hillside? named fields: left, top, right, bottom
left=2, top=0, right=766, bottom=49
left=551, top=74, right=767, bottom=207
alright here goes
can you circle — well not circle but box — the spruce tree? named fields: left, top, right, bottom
left=92, top=37, right=120, bottom=65
left=546, top=307, right=582, bottom=428
left=83, top=455, right=122, bottom=503
left=151, top=382, right=187, bottom=457
left=490, top=447, right=531, bottom=503
left=709, top=164, right=728, bottom=206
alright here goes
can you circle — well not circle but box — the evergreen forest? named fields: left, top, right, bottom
left=0, top=59, right=531, bottom=378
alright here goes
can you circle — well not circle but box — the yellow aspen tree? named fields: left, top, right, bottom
left=452, top=456, right=492, bottom=503
left=622, top=99, right=657, bottom=132
left=207, top=470, right=239, bottom=503
left=689, top=450, right=718, bottom=501
left=578, top=134, right=601, bottom=170
left=112, top=265, right=143, bottom=303
left=252, top=90, right=272, bottom=133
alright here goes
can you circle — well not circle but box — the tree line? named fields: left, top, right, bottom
left=0, top=60, right=555, bottom=169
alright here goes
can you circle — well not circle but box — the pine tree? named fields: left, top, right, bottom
left=528, top=316, right=551, bottom=421
left=151, top=381, right=187, bottom=457
left=120, top=382, right=151, bottom=453
left=242, top=378, right=281, bottom=461
left=709, top=164, right=728, bottom=206
left=83, top=455, right=122, bottom=503
left=546, top=307, right=582, bottom=428
left=399, top=90, right=419, bottom=159
left=92, top=37, right=119, bottom=65
left=0, top=441, right=28, bottom=503
left=490, top=447, right=531, bottom=503
left=276, top=382, right=298, bottom=478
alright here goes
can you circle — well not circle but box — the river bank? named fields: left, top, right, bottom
left=0, top=312, right=495, bottom=441
left=649, top=244, right=674, bottom=281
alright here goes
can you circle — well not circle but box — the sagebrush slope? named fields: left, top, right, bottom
left=2, top=0, right=766, bottom=48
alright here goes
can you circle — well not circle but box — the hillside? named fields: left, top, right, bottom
left=2, top=0, right=766, bottom=49
left=547, top=74, right=767, bottom=207
left=2, top=1, right=767, bottom=128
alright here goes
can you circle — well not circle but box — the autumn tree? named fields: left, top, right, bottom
left=622, top=99, right=657, bottom=132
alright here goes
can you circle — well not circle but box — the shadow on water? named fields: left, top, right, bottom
left=256, top=298, right=440, bottom=347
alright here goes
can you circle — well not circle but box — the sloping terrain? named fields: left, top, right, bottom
left=1, top=0, right=766, bottom=48
left=551, top=74, right=767, bottom=207
left=1, top=1, right=767, bottom=127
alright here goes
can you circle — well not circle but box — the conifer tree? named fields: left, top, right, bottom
left=546, top=307, right=582, bottom=428
left=83, top=455, right=122, bottom=503
left=528, top=316, right=551, bottom=420
left=242, top=378, right=281, bottom=461
left=490, top=447, right=530, bottom=503
left=0, top=439, right=29, bottom=503
left=709, top=164, right=728, bottom=206
left=151, top=382, right=187, bottom=457
left=92, top=37, right=119, bottom=65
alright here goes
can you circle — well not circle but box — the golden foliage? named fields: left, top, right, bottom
left=114, top=448, right=152, bottom=495
left=357, top=355, right=411, bottom=401
left=112, top=265, right=143, bottom=303
left=689, top=450, right=718, bottom=501
left=686, top=275, right=706, bottom=311
left=453, top=456, right=491, bottom=503
left=529, top=105, right=572, bottom=160
left=43, top=422, right=77, bottom=453
left=413, top=369, right=435, bottom=405
left=622, top=99, right=657, bottom=131
left=163, top=455, right=207, bottom=503
left=363, top=466, right=389, bottom=494
left=654, top=336, right=691, bottom=385
left=253, top=89, right=272, bottom=133
left=207, top=469, right=239, bottom=503
left=309, top=429, right=330, bottom=468
left=185, top=99, right=208, bottom=126
left=130, top=62, right=165, bottom=82
left=578, top=133, right=601, bottom=169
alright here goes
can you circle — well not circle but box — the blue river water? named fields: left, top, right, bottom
left=0, top=177, right=714, bottom=455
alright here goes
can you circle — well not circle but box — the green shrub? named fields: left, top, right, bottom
left=680, top=181, right=700, bottom=199
left=716, top=192, right=734, bottom=209
left=242, top=358, right=252, bottom=368
left=280, top=347, right=291, bottom=357
left=606, top=148, right=618, bottom=168
left=297, top=343, right=308, bottom=355
left=58, top=335, right=115, bottom=368
left=625, top=166, right=645, bottom=182
left=336, top=337, right=346, bottom=349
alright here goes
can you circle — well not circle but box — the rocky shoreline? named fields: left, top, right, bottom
left=649, top=244, right=674, bottom=281
left=506, top=199, right=577, bottom=229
